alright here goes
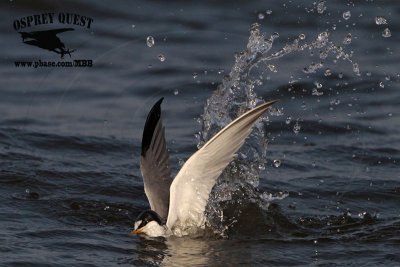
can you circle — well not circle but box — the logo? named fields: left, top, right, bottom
left=13, top=12, right=93, bottom=59
left=18, top=28, right=75, bottom=58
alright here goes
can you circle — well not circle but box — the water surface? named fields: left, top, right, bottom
left=0, top=0, right=399, bottom=266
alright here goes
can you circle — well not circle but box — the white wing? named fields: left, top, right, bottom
left=166, top=100, right=277, bottom=230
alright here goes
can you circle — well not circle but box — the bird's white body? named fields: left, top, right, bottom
left=133, top=98, right=277, bottom=237
left=139, top=221, right=167, bottom=237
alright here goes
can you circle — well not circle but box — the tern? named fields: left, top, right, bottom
left=132, top=97, right=277, bottom=237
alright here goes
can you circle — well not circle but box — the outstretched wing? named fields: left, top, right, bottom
left=140, top=98, right=173, bottom=220
left=166, top=100, right=277, bottom=229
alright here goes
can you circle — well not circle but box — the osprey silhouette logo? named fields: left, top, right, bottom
left=19, top=28, right=75, bottom=58
left=14, top=12, right=93, bottom=59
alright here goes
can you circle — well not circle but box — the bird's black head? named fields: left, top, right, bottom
left=133, top=210, right=163, bottom=232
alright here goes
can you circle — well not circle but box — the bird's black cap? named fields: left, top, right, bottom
left=135, top=209, right=163, bottom=229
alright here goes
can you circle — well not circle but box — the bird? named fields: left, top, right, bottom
left=18, top=28, right=75, bottom=58
left=132, top=97, right=277, bottom=237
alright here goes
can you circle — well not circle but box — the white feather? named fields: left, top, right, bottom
left=166, top=100, right=277, bottom=231
left=140, top=221, right=166, bottom=237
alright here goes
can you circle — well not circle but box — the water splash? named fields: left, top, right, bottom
left=375, top=16, right=387, bottom=25
left=198, top=23, right=276, bottom=188
left=316, top=1, right=326, bottom=14
left=200, top=23, right=358, bottom=236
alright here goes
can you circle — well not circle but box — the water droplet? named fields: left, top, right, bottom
left=258, top=164, right=266, bottom=170
left=158, top=54, right=165, bottom=62
left=273, top=159, right=281, bottom=168
left=314, top=81, right=322, bottom=88
left=342, top=11, right=351, bottom=20
left=324, top=68, right=332, bottom=76
left=267, top=64, right=277, bottom=72
left=258, top=13, right=265, bottom=20
left=382, top=28, right=391, bottom=38
left=312, top=161, right=316, bottom=167
left=146, top=36, right=155, bottom=47
left=174, top=89, right=179, bottom=95
left=250, top=22, right=260, bottom=34
left=338, top=72, right=344, bottom=79
left=131, top=24, right=136, bottom=29
left=352, top=63, right=360, bottom=74
left=319, top=50, right=328, bottom=59
left=317, top=31, right=329, bottom=42
left=317, top=0, right=326, bottom=14
left=379, top=81, right=385, bottom=88
left=178, top=158, right=185, bottom=166
left=104, top=205, right=110, bottom=211
left=385, top=75, right=391, bottom=81
left=312, top=88, right=324, bottom=96
left=285, top=116, right=292, bottom=125
left=330, top=98, right=341, bottom=105
left=266, top=10, right=272, bottom=15
left=25, top=188, right=30, bottom=194
left=299, top=33, right=306, bottom=40
left=303, top=62, right=323, bottom=73
left=343, top=33, right=352, bottom=45
left=358, top=211, right=367, bottom=219
left=293, top=121, right=301, bottom=134
left=268, top=107, right=284, bottom=116
left=375, top=16, right=387, bottom=25
left=271, top=32, right=279, bottom=40
left=193, top=72, right=198, bottom=79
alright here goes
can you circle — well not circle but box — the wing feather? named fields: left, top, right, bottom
left=140, top=98, right=173, bottom=220
left=166, top=100, right=277, bottom=229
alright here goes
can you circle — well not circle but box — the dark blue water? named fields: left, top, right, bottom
left=1, top=0, right=399, bottom=266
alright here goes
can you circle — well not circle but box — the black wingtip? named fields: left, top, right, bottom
left=141, top=97, right=164, bottom=156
